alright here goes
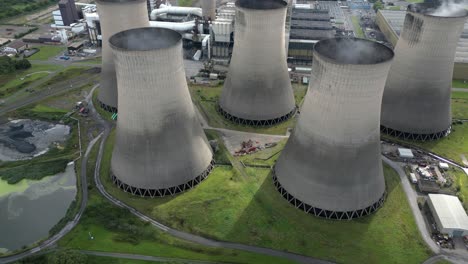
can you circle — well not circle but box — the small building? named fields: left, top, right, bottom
left=398, top=148, right=414, bottom=159
left=5, top=41, right=27, bottom=54
left=428, top=194, right=468, bottom=237
left=438, top=162, right=450, bottom=170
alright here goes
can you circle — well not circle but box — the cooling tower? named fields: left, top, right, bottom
left=218, top=0, right=296, bottom=126
left=96, top=0, right=149, bottom=113
left=274, top=38, right=394, bottom=220
left=201, top=0, right=216, bottom=20
left=381, top=4, right=468, bottom=141
left=109, top=28, right=214, bottom=197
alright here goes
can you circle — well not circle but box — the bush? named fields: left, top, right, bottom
left=14, top=58, right=31, bottom=70
left=0, top=55, right=15, bottom=74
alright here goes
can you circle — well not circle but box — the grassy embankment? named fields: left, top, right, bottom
left=453, top=79, right=468, bottom=89
left=351, top=16, right=365, bottom=38
left=190, top=83, right=307, bottom=135
left=452, top=91, right=468, bottom=119
left=92, top=88, right=114, bottom=121
left=383, top=123, right=468, bottom=166
left=94, top=129, right=431, bottom=264
left=0, top=64, right=63, bottom=98
left=27, top=45, right=65, bottom=61
left=58, top=135, right=294, bottom=264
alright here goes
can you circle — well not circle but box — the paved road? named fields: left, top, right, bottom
left=382, top=156, right=441, bottom=254
left=453, top=88, right=468, bottom=92
left=0, top=132, right=102, bottom=264
left=93, top=125, right=332, bottom=264
left=81, top=250, right=219, bottom=264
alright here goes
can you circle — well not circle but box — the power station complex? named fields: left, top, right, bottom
left=218, top=0, right=296, bottom=126
left=274, top=38, right=394, bottom=220
left=96, top=0, right=149, bottom=113
left=381, top=4, right=468, bottom=141
left=95, top=0, right=466, bottom=221
left=109, top=27, right=214, bottom=197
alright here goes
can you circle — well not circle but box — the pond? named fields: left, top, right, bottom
left=0, top=162, right=77, bottom=253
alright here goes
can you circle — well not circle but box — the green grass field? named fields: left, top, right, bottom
left=406, top=0, right=424, bottom=3
left=98, top=129, right=431, bottom=264
left=58, top=137, right=294, bottom=264
left=190, top=83, right=307, bottom=135
left=28, top=45, right=65, bottom=61
left=385, top=123, right=468, bottom=165
left=0, top=63, right=64, bottom=97
left=452, top=98, right=468, bottom=119
left=454, top=169, right=468, bottom=211
left=92, top=88, right=114, bottom=121
left=351, top=16, right=365, bottom=38
left=453, top=79, right=468, bottom=89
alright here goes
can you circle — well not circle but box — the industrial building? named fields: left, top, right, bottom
left=287, top=6, right=335, bottom=66
left=274, top=38, right=394, bottom=220
left=428, top=194, right=468, bottom=237
left=219, top=0, right=296, bottom=126
left=57, top=0, right=80, bottom=26
left=109, top=27, right=214, bottom=197
left=376, top=9, right=468, bottom=79
left=96, top=0, right=150, bottom=113
left=380, top=4, right=468, bottom=141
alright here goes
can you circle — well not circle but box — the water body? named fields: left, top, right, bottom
left=0, top=162, right=77, bottom=252
left=0, top=119, right=70, bottom=161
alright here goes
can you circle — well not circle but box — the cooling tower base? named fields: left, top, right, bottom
left=97, top=99, right=118, bottom=114
left=217, top=105, right=296, bottom=127
left=111, top=160, right=215, bottom=197
left=272, top=171, right=386, bottom=220
left=380, top=125, right=451, bottom=141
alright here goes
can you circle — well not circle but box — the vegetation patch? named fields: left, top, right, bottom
left=351, top=16, right=365, bottom=38
left=453, top=79, right=468, bottom=89
left=189, top=83, right=307, bottom=135
left=28, top=45, right=65, bottom=61
left=0, top=158, right=69, bottom=184
left=383, top=123, right=468, bottom=165
left=99, top=130, right=431, bottom=264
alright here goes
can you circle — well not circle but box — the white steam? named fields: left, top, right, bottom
left=430, top=0, right=467, bottom=17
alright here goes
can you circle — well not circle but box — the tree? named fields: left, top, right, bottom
left=15, top=58, right=31, bottom=70
left=47, top=249, right=88, bottom=264
left=0, top=56, right=15, bottom=74
left=373, top=1, right=384, bottom=12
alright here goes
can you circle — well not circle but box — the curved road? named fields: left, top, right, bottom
left=0, top=133, right=102, bottom=264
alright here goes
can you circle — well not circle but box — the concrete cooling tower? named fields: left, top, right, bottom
left=96, top=0, right=149, bottom=113
left=109, top=28, right=214, bottom=197
left=218, top=0, right=296, bottom=126
left=201, top=0, right=216, bottom=20
left=381, top=4, right=468, bottom=141
left=274, top=38, right=394, bottom=220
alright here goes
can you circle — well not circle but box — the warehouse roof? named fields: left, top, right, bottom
left=291, top=20, right=333, bottom=30
left=290, top=29, right=335, bottom=40
left=378, top=10, right=468, bottom=63
left=429, top=194, right=468, bottom=231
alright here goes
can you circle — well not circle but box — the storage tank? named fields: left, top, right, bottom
left=110, top=28, right=214, bottom=197
left=96, top=0, right=149, bottom=113
left=201, top=0, right=216, bottom=20
left=219, top=0, right=296, bottom=126
left=274, top=38, right=394, bottom=220
left=381, top=4, right=468, bottom=141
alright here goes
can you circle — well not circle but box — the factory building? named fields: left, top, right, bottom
left=219, top=0, right=296, bottom=126
left=380, top=4, right=468, bottom=141
left=96, top=0, right=150, bottom=113
left=274, top=38, right=394, bottom=220
left=428, top=194, right=468, bottom=237
left=58, top=0, right=79, bottom=26
left=109, top=27, right=214, bottom=197
left=376, top=9, right=468, bottom=79
left=288, top=6, right=335, bottom=66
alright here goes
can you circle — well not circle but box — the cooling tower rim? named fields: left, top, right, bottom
left=313, top=37, right=394, bottom=66
left=407, top=3, right=468, bottom=18
left=235, top=0, right=287, bottom=10
left=109, top=27, right=182, bottom=52
left=96, top=0, right=146, bottom=4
